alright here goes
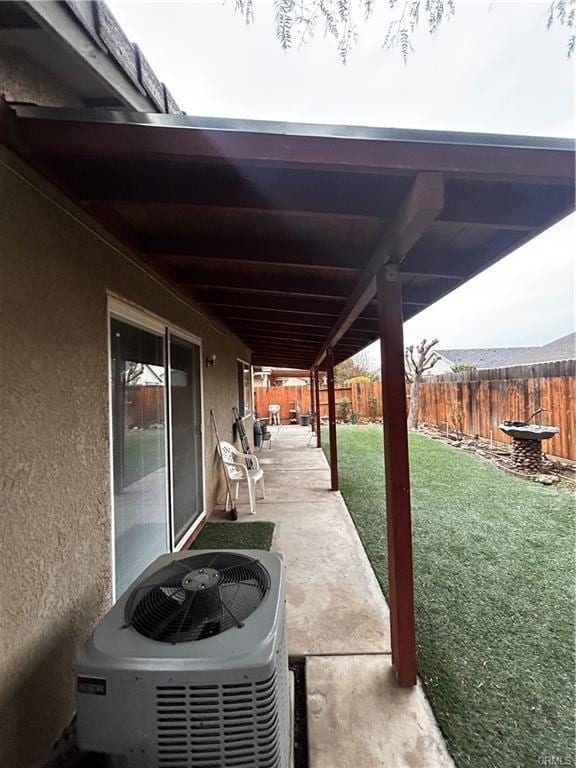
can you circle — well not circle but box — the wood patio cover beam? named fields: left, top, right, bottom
left=90, top=193, right=538, bottom=233
left=211, top=312, right=378, bottom=333
left=7, top=106, right=573, bottom=184
left=162, top=253, right=465, bottom=282
left=234, top=323, right=375, bottom=341
left=180, top=279, right=351, bottom=301
left=314, top=172, right=445, bottom=367
left=252, top=357, right=317, bottom=368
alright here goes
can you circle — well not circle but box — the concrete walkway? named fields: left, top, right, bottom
left=219, top=425, right=454, bottom=768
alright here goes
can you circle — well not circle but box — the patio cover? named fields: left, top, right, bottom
left=1, top=100, right=574, bottom=687
left=1, top=102, right=574, bottom=370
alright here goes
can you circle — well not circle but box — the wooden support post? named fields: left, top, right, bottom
left=377, top=263, right=417, bottom=688
left=315, top=370, right=322, bottom=448
left=310, top=369, right=315, bottom=430
left=326, top=350, right=339, bottom=491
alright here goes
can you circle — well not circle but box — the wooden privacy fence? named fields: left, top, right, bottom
left=253, top=359, right=575, bottom=460
left=125, top=385, right=164, bottom=429
left=418, top=360, right=575, bottom=461
left=254, top=384, right=311, bottom=422
left=254, top=382, right=382, bottom=422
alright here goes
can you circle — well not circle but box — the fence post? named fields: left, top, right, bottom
left=326, top=350, right=339, bottom=491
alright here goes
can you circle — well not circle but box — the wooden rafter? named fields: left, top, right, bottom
left=179, top=278, right=351, bottom=300
left=314, top=172, right=445, bottom=367
left=229, top=321, right=376, bottom=338
left=212, top=313, right=345, bottom=330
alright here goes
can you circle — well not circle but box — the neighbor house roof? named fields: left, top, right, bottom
left=436, top=346, right=537, bottom=368
left=1, top=104, right=574, bottom=369
left=438, top=332, right=576, bottom=369
left=530, top=332, right=576, bottom=363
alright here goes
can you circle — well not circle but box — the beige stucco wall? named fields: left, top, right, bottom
left=0, top=46, right=83, bottom=107
left=0, top=146, right=253, bottom=767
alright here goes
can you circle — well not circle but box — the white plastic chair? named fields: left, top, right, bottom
left=218, top=441, right=265, bottom=515
left=268, top=404, right=281, bottom=426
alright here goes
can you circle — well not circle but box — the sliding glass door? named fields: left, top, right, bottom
left=110, top=309, right=204, bottom=598
left=169, top=334, right=204, bottom=545
left=110, top=318, right=169, bottom=597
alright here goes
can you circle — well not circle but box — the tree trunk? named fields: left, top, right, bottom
left=407, top=377, right=421, bottom=430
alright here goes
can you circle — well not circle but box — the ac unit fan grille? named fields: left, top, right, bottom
left=125, top=552, right=269, bottom=643
left=156, top=673, right=283, bottom=768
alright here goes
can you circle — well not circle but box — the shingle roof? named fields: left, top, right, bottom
left=15, top=0, right=182, bottom=114
left=437, top=332, right=575, bottom=369
left=437, top=347, right=536, bottom=368
left=70, top=0, right=182, bottom=113
left=529, top=332, right=576, bottom=363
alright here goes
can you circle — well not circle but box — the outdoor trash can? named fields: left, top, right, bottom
left=254, top=419, right=263, bottom=447
left=300, top=414, right=310, bottom=427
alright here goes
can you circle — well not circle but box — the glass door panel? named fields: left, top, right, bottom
left=169, top=334, right=204, bottom=544
left=110, top=318, right=169, bottom=597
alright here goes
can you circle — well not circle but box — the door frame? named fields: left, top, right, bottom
left=107, top=294, right=207, bottom=600
left=236, top=357, right=253, bottom=418
left=166, top=327, right=207, bottom=552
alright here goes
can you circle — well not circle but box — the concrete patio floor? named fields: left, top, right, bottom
left=215, top=424, right=454, bottom=768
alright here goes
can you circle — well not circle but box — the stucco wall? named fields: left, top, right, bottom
left=0, top=146, right=253, bottom=767
left=0, top=46, right=83, bottom=107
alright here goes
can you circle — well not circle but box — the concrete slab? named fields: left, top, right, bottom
left=217, top=429, right=389, bottom=655
left=258, top=451, right=328, bottom=471
left=223, top=502, right=390, bottom=654
left=265, top=428, right=317, bottom=453
left=209, top=426, right=452, bottom=767
left=263, top=502, right=390, bottom=656
left=307, top=655, right=455, bottom=768
left=258, top=470, right=342, bottom=503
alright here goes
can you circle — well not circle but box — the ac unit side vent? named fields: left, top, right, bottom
left=156, top=673, right=283, bottom=768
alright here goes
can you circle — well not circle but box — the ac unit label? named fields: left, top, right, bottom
left=77, top=676, right=107, bottom=695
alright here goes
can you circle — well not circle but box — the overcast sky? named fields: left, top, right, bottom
left=109, top=0, right=575, bottom=353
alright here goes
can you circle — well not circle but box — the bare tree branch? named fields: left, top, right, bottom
left=405, top=337, right=439, bottom=429
left=232, top=0, right=575, bottom=62
left=334, top=350, right=380, bottom=385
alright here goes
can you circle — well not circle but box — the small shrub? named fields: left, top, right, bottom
left=347, top=374, right=377, bottom=384
left=350, top=410, right=360, bottom=424
left=451, top=362, right=477, bottom=373
left=337, top=397, right=352, bottom=423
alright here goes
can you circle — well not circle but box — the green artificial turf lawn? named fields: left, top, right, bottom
left=323, top=425, right=575, bottom=768
left=191, top=521, right=275, bottom=551
left=124, top=428, right=166, bottom=486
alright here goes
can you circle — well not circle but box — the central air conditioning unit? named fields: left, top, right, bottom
left=75, top=550, right=289, bottom=768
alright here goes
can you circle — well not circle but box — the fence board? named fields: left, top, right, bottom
left=254, top=368, right=575, bottom=460
left=126, top=385, right=164, bottom=428
left=254, top=385, right=352, bottom=422
left=418, top=375, right=574, bottom=460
